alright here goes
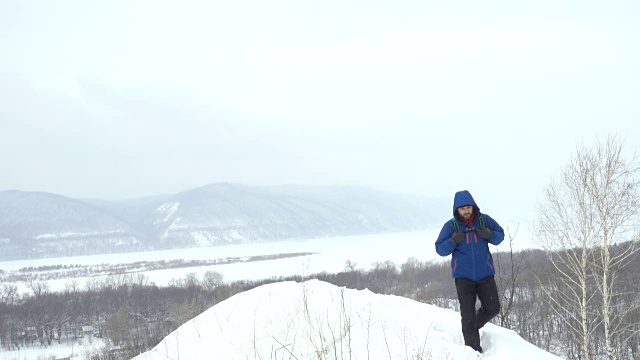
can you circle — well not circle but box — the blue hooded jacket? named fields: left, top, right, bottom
left=435, top=190, right=504, bottom=281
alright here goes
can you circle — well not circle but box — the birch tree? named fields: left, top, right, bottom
left=533, top=135, right=640, bottom=359
left=582, top=136, right=640, bottom=359
left=534, top=156, right=600, bottom=359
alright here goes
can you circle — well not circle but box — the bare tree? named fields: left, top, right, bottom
left=533, top=135, right=640, bottom=359
left=27, top=279, right=49, bottom=298
left=494, top=225, right=524, bottom=329
left=344, top=259, right=358, bottom=272
left=130, top=273, right=149, bottom=287
left=202, top=270, right=224, bottom=293
left=0, top=284, right=19, bottom=305
left=63, top=280, right=80, bottom=295
left=581, top=136, right=640, bottom=359
left=105, top=310, right=131, bottom=347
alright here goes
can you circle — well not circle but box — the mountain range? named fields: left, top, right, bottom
left=0, top=183, right=448, bottom=260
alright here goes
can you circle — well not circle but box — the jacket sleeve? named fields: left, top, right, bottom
left=435, top=221, right=456, bottom=256
left=483, top=214, right=505, bottom=246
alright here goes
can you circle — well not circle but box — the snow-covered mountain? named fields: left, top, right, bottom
left=141, top=183, right=444, bottom=248
left=132, top=280, right=562, bottom=360
left=0, top=184, right=447, bottom=260
left=0, top=190, right=144, bottom=260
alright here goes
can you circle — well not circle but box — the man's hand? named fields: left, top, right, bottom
left=476, top=227, right=493, bottom=240
left=452, top=231, right=464, bottom=245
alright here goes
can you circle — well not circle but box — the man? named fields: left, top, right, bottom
left=435, top=190, right=504, bottom=353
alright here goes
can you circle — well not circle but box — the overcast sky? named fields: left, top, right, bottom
left=1, top=0, right=639, bottom=222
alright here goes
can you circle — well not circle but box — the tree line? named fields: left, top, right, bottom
left=1, top=241, right=639, bottom=359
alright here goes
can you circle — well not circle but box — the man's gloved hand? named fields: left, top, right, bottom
left=476, top=227, right=493, bottom=240
left=452, top=231, right=464, bottom=245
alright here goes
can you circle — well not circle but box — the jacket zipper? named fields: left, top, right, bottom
left=469, top=225, right=476, bottom=279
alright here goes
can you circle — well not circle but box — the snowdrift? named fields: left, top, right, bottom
left=133, top=280, right=562, bottom=360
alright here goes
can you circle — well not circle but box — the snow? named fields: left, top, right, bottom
left=2, top=230, right=446, bottom=294
left=0, top=339, right=106, bottom=360
left=153, top=201, right=179, bottom=224
left=132, top=279, right=562, bottom=360
left=1, top=227, right=533, bottom=295
left=191, top=231, right=215, bottom=246
left=1, top=226, right=548, bottom=359
left=34, top=230, right=124, bottom=240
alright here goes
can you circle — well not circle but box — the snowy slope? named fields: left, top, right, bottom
left=133, top=280, right=562, bottom=360
left=1, top=184, right=446, bottom=260
left=0, top=191, right=143, bottom=259
left=143, top=183, right=444, bottom=248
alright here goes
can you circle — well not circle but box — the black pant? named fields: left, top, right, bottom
left=454, top=275, right=500, bottom=352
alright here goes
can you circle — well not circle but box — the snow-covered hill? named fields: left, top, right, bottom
left=144, top=183, right=444, bottom=248
left=0, top=184, right=447, bottom=260
left=133, top=280, right=562, bottom=360
left=0, top=190, right=143, bottom=259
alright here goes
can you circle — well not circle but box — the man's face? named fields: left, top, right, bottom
left=457, top=205, right=473, bottom=220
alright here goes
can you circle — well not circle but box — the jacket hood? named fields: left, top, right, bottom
left=452, top=190, right=480, bottom=217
